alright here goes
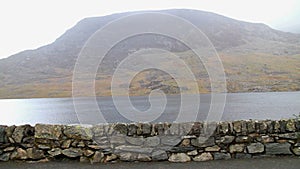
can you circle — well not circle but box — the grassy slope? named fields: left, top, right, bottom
left=0, top=52, right=299, bottom=99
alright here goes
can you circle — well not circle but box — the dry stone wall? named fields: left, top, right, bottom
left=0, top=119, right=300, bottom=163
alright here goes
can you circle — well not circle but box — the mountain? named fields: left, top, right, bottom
left=0, top=9, right=299, bottom=99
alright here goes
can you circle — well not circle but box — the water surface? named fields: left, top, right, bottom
left=0, top=92, right=299, bottom=125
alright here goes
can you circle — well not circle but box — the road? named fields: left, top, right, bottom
left=1, top=157, right=300, bottom=169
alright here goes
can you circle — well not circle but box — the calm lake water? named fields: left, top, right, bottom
left=0, top=92, right=299, bottom=125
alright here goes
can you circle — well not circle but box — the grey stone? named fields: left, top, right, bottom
left=105, top=124, right=116, bottom=136
left=119, top=152, right=137, bottom=161
left=0, top=153, right=10, bottom=161
left=266, top=120, right=274, bottom=133
left=92, top=125, right=105, bottom=137
left=258, top=121, right=268, bottom=134
left=26, top=148, right=45, bottom=160
left=296, top=120, right=300, bottom=131
left=276, top=139, right=289, bottom=144
left=179, top=123, right=194, bottom=136
left=168, top=153, right=191, bottom=163
left=180, top=139, right=190, bottom=147
left=141, top=123, right=152, bottom=135
left=152, top=150, right=168, bottom=161
left=62, top=148, right=82, bottom=158
left=193, top=152, right=213, bottom=162
left=205, top=145, right=221, bottom=152
left=279, top=120, right=287, bottom=133
left=219, top=122, right=229, bottom=134
left=137, top=154, right=151, bottom=161
left=102, top=148, right=112, bottom=155
left=191, top=136, right=215, bottom=147
left=12, top=125, right=28, bottom=143
left=3, top=147, right=15, bottom=152
left=136, top=124, right=143, bottom=135
left=235, top=136, right=251, bottom=143
left=101, top=147, right=113, bottom=155
left=87, top=144, right=102, bottom=150
left=233, top=121, right=242, bottom=133
left=0, top=126, right=7, bottom=143
left=8, top=137, right=15, bottom=143
left=0, top=143, right=9, bottom=149
left=35, top=124, right=62, bottom=140
left=63, top=125, right=93, bottom=140
left=144, top=136, right=160, bottom=147
left=11, top=148, right=28, bottom=160
left=241, top=121, right=248, bottom=135
left=187, top=150, right=198, bottom=156
left=113, top=123, right=128, bottom=135
left=5, top=126, right=15, bottom=137
left=93, top=136, right=109, bottom=145
left=35, top=138, right=51, bottom=144
left=110, top=135, right=126, bottom=144
left=125, top=136, right=144, bottom=145
left=90, top=151, right=104, bottom=163
left=115, top=145, right=153, bottom=154
left=229, top=144, right=245, bottom=153
left=61, top=140, right=72, bottom=149
left=213, top=152, right=231, bottom=160
left=274, top=121, right=281, bottom=133
left=47, top=148, right=61, bottom=157
left=291, top=147, right=300, bottom=156
left=24, top=125, right=35, bottom=137
left=293, top=143, right=300, bottom=147
left=261, top=136, right=275, bottom=143
left=127, top=124, right=138, bottom=136
left=219, top=136, right=235, bottom=144
left=202, top=122, right=218, bottom=135
left=83, top=149, right=94, bottom=157
left=23, top=136, right=34, bottom=144
left=265, top=143, right=292, bottom=155
left=247, top=121, right=256, bottom=133
left=154, top=123, right=165, bottom=135
left=105, top=154, right=118, bottom=162
left=77, top=141, right=85, bottom=148
left=278, top=133, right=298, bottom=139
left=72, top=140, right=78, bottom=147
left=161, top=136, right=181, bottom=146
left=247, top=143, right=265, bottom=154
left=182, top=135, right=197, bottom=139
left=169, top=123, right=180, bottom=135
left=189, top=122, right=202, bottom=135
left=37, top=144, right=51, bottom=150
left=286, top=119, right=297, bottom=131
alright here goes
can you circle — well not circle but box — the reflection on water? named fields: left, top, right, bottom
left=0, top=92, right=299, bottom=125
left=0, top=98, right=78, bottom=125
left=0, top=99, right=31, bottom=124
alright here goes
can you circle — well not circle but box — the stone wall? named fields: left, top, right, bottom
left=0, top=119, right=300, bottom=163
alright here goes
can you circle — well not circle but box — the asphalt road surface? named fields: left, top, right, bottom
left=1, top=157, right=300, bottom=169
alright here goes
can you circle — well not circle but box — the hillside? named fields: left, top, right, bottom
left=0, top=9, right=299, bottom=99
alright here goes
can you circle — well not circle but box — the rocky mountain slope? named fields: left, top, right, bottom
left=0, top=9, right=299, bottom=98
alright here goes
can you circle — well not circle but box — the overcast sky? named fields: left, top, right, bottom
left=0, top=0, right=299, bottom=59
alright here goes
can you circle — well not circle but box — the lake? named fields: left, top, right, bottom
left=0, top=92, right=299, bottom=125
